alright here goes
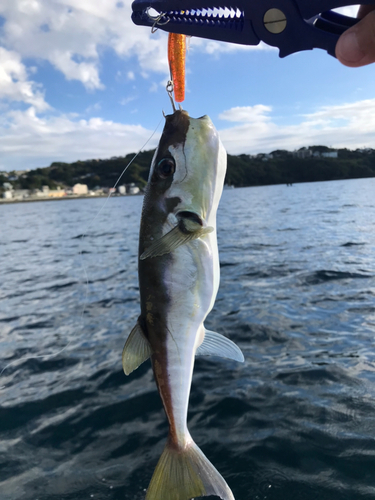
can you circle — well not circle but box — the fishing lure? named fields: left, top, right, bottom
left=168, top=33, right=186, bottom=103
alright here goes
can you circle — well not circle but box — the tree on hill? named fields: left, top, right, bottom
left=4, top=147, right=375, bottom=192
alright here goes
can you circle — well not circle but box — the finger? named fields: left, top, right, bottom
left=335, top=9, right=375, bottom=67
left=357, top=4, right=375, bottom=19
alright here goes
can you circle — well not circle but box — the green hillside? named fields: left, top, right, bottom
left=2, top=147, right=375, bottom=192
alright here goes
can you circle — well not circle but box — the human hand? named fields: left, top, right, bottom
left=335, top=5, right=375, bottom=67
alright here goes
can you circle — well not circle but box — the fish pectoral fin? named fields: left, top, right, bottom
left=140, top=215, right=214, bottom=260
left=196, top=329, right=244, bottom=363
left=122, top=321, right=152, bottom=375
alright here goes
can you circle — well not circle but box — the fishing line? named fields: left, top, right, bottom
left=76, top=115, right=163, bottom=330
left=0, top=118, right=163, bottom=388
left=85, top=115, right=163, bottom=225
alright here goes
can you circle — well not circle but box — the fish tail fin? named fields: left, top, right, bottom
left=146, top=433, right=235, bottom=500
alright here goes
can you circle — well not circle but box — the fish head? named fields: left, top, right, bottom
left=146, top=109, right=226, bottom=228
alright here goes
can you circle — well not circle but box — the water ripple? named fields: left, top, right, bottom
left=1, top=181, right=375, bottom=499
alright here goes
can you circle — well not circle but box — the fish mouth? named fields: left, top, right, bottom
left=131, top=1, right=258, bottom=45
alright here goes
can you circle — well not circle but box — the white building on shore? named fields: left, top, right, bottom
left=72, top=183, right=88, bottom=195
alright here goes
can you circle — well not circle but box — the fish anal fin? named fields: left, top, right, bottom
left=146, top=433, right=235, bottom=500
left=140, top=223, right=213, bottom=260
left=122, top=321, right=152, bottom=375
left=196, top=329, right=244, bottom=363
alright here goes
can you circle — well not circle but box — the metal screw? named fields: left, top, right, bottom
left=263, top=8, right=287, bottom=34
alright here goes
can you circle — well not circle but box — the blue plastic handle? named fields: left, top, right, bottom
left=131, top=0, right=374, bottom=57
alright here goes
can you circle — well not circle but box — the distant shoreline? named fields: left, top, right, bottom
left=0, top=193, right=142, bottom=205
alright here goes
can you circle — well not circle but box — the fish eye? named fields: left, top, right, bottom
left=156, top=158, right=175, bottom=179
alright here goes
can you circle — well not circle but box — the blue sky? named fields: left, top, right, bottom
left=0, top=1, right=374, bottom=171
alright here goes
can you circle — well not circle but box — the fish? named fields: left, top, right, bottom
left=122, top=109, right=244, bottom=500
left=168, top=33, right=186, bottom=103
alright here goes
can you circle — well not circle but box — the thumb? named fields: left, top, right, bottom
left=335, top=9, right=375, bottom=67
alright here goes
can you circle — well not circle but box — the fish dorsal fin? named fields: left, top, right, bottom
left=140, top=216, right=213, bottom=260
left=122, top=321, right=153, bottom=375
left=196, top=329, right=244, bottom=363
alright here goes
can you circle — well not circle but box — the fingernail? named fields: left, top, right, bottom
left=337, top=31, right=365, bottom=64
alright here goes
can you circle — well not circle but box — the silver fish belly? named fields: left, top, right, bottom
left=122, top=110, right=244, bottom=500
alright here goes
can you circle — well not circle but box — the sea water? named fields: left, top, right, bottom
left=1, top=177, right=375, bottom=500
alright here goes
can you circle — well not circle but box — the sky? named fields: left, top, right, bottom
left=0, top=1, right=374, bottom=172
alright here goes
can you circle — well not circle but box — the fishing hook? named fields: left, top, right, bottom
left=166, top=80, right=176, bottom=112
left=146, top=9, right=170, bottom=33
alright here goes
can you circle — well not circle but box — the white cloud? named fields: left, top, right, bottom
left=219, top=99, right=375, bottom=154
left=1, top=97, right=374, bottom=172
left=0, top=47, right=49, bottom=110
left=149, top=82, right=158, bottom=93
left=219, top=105, right=273, bottom=123
left=85, top=101, right=101, bottom=113
left=0, top=0, right=273, bottom=92
left=0, top=106, right=161, bottom=170
left=0, top=0, right=170, bottom=89
left=0, top=1, right=372, bottom=172
left=192, top=39, right=275, bottom=56
left=119, top=95, right=137, bottom=106
left=50, top=50, right=104, bottom=90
